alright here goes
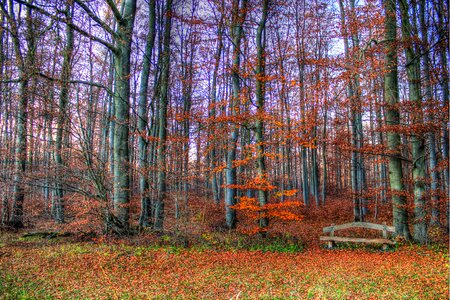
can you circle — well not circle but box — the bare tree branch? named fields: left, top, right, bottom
left=73, top=0, right=118, bottom=38
left=105, top=0, right=124, bottom=24
left=14, top=0, right=117, bottom=52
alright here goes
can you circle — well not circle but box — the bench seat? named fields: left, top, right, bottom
left=320, top=236, right=396, bottom=245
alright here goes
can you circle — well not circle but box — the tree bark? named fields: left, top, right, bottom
left=225, top=0, right=248, bottom=229
left=255, top=0, right=270, bottom=230
left=399, top=0, right=427, bottom=243
left=112, top=0, right=138, bottom=231
left=7, top=2, right=35, bottom=228
left=154, top=0, right=173, bottom=231
left=209, top=0, right=225, bottom=205
left=138, top=0, right=156, bottom=228
left=53, top=2, right=75, bottom=224
left=383, top=0, right=411, bottom=239
left=418, top=0, right=439, bottom=226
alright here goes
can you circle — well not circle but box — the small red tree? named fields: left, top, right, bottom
left=230, top=175, right=303, bottom=235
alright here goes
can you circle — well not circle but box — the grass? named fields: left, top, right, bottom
left=0, top=232, right=447, bottom=299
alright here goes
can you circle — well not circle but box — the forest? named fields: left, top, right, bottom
left=0, top=0, right=448, bottom=298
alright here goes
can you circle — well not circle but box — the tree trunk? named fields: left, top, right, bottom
left=112, top=0, right=138, bottom=231
left=225, top=0, right=248, bottom=229
left=383, top=0, right=411, bottom=239
left=138, top=0, right=156, bottom=228
left=209, top=3, right=224, bottom=205
left=433, top=0, right=449, bottom=225
left=255, top=0, right=270, bottom=230
left=154, top=0, right=173, bottom=231
left=419, top=0, right=439, bottom=226
left=53, top=2, right=74, bottom=224
left=339, top=0, right=367, bottom=221
left=399, top=0, right=427, bottom=244
left=9, top=3, right=35, bottom=228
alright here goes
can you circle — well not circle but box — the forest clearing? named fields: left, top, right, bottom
left=0, top=197, right=448, bottom=299
left=0, top=0, right=449, bottom=298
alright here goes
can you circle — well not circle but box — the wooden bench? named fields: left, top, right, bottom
left=320, top=222, right=396, bottom=250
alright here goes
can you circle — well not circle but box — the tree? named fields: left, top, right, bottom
left=138, top=0, right=156, bottom=228
left=154, top=0, right=174, bottom=231
left=433, top=0, right=449, bottom=226
left=338, top=0, right=367, bottom=222
left=294, top=0, right=310, bottom=206
left=1, top=0, right=36, bottom=228
left=254, top=0, right=270, bottom=230
left=225, top=0, right=248, bottom=229
left=111, top=0, right=138, bottom=231
left=418, top=0, right=439, bottom=226
left=383, top=0, right=411, bottom=239
left=53, top=1, right=75, bottom=224
left=399, top=0, right=427, bottom=243
left=208, top=0, right=225, bottom=205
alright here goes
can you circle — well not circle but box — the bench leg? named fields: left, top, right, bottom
left=382, top=244, right=388, bottom=251
left=328, top=241, right=335, bottom=249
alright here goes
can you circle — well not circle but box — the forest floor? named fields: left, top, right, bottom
left=0, top=197, right=448, bottom=299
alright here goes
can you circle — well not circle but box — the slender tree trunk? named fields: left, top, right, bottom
left=339, top=0, right=367, bottom=221
left=225, top=0, right=247, bottom=229
left=9, top=87, right=27, bottom=226
left=299, top=67, right=309, bottom=206
left=180, top=19, right=196, bottom=215
left=0, top=12, right=9, bottom=224
left=8, top=3, right=35, bottom=228
left=433, top=0, right=449, bottom=225
left=311, top=136, right=319, bottom=206
left=255, top=0, right=270, bottom=230
left=375, top=94, right=388, bottom=203
left=100, top=55, right=114, bottom=164
left=138, top=0, right=156, bottom=228
left=43, top=46, right=58, bottom=215
left=321, top=109, right=328, bottom=205
left=339, top=0, right=358, bottom=221
left=419, top=0, right=439, bottom=226
left=154, top=0, right=173, bottom=231
left=209, top=2, right=224, bottom=205
left=53, top=2, right=74, bottom=224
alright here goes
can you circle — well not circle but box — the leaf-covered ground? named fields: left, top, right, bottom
left=1, top=198, right=448, bottom=299
left=0, top=234, right=447, bottom=299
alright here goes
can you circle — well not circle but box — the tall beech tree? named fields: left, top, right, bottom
left=138, top=0, right=156, bottom=228
left=72, top=0, right=138, bottom=231
left=383, top=0, right=411, bottom=239
left=154, top=0, right=173, bottom=231
left=338, top=0, right=367, bottom=222
left=53, top=1, right=75, bottom=224
left=109, top=0, right=138, bottom=231
left=209, top=0, right=225, bottom=205
left=1, top=0, right=36, bottom=228
left=399, top=0, right=427, bottom=243
left=433, top=0, right=449, bottom=224
left=225, top=0, right=248, bottom=229
left=418, top=0, right=439, bottom=226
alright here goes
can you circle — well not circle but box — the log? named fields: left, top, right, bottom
left=22, top=232, right=71, bottom=239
